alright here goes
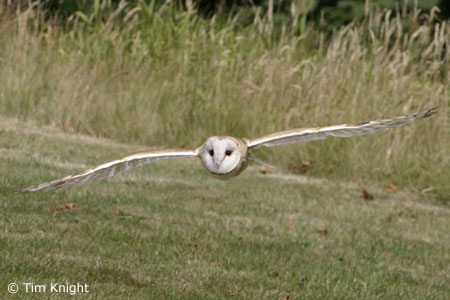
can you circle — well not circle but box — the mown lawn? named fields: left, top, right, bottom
left=1, top=115, right=449, bottom=299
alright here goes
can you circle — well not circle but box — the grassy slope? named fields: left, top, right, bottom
left=1, top=116, right=449, bottom=299
left=0, top=3, right=449, bottom=201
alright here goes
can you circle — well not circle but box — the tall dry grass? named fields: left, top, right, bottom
left=0, top=1, right=448, bottom=200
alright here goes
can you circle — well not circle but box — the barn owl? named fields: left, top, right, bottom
left=18, top=107, right=437, bottom=193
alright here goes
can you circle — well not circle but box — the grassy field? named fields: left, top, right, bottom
left=1, top=112, right=450, bottom=299
left=0, top=2, right=448, bottom=201
left=0, top=2, right=449, bottom=299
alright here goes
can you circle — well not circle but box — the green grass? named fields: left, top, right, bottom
left=0, top=3, right=449, bottom=298
left=1, top=114, right=449, bottom=299
left=0, top=1, right=448, bottom=201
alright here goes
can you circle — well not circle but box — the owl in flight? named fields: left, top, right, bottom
left=19, top=107, right=437, bottom=193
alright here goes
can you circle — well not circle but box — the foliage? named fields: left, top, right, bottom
left=6, top=1, right=450, bottom=22
left=315, top=0, right=443, bottom=31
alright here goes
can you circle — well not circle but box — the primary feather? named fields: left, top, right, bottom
left=18, top=148, right=197, bottom=193
left=245, top=107, right=437, bottom=148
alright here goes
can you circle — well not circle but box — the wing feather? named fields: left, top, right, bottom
left=246, top=107, right=437, bottom=148
left=18, top=148, right=198, bottom=193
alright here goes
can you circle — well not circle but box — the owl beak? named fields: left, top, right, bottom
left=214, top=155, right=224, bottom=168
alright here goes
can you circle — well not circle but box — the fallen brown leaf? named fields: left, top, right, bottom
left=53, top=202, right=76, bottom=213
left=384, top=184, right=397, bottom=192
left=362, top=189, right=374, bottom=200
left=301, top=160, right=315, bottom=169
left=259, top=168, right=274, bottom=174
left=226, top=290, right=234, bottom=297
left=382, top=250, right=387, bottom=257
left=65, top=202, right=76, bottom=209
left=54, top=206, right=65, bottom=213
left=289, top=160, right=316, bottom=172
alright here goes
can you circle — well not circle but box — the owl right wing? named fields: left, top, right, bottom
left=18, top=148, right=199, bottom=193
left=245, top=107, right=437, bottom=148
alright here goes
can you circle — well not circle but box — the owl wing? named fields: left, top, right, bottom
left=245, top=107, right=437, bottom=148
left=18, top=148, right=199, bottom=193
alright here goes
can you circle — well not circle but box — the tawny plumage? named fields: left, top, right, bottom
left=18, top=107, right=437, bottom=193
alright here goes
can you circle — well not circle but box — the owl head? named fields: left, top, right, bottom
left=198, top=136, right=248, bottom=178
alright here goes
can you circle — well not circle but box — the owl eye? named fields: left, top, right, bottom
left=209, top=149, right=214, bottom=156
left=225, top=150, right=232, bottom=156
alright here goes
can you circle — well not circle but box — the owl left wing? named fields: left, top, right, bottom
left=18, top=148, right=198, bottom=193
left=245, top=107, right=437, bottom=148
